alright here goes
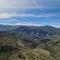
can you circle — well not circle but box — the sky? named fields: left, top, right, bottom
left=0, top=0, right=60, bottom=8
left=0, top=0, right=60, bottom=28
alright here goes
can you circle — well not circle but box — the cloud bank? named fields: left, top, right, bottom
left=0, top=8, right=60, bottom=28
left=0, top=12, right=58, bottom=19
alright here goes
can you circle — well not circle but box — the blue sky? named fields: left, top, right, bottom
left=0, top=0, right=60, bottom=27
left=0, top=0, right=60, bottom=8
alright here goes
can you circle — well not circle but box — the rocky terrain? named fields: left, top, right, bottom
left=0, top=25, right=60, bottom=60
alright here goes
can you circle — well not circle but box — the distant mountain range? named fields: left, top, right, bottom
left=0, top=25, right=60, bottom=38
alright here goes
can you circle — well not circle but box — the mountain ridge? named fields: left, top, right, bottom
left=0, top=25, right=60, bottom=38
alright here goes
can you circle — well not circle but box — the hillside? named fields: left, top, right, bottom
left=0, top=25, right=60, bottom=60
left=0, top=25, right=60, bottom=37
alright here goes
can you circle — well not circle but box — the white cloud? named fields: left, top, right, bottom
left=0, top=21, right=41, bottom=26
left=0, top=13, right=34, bottom=19
left=0, top=12, right=56, bottom=19
left=15, top=22, right=40, bottom=26
left=0, top=13, right=16, bottom=19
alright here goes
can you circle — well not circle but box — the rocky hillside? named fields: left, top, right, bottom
left=0, top=25, right=60, bottom=60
